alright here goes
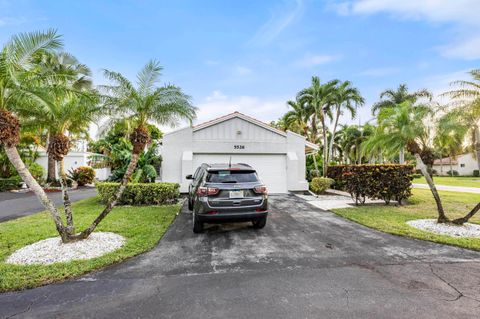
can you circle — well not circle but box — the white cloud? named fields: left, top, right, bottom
left=295, top=54, right=339, bottom=67
left=193, top=90, right=288, bottom=126
left=335, top=0, right=480, bottom=60
left=356, top=67, right=399, bottom=77
left=249, top=0, right=305, bottom=45
left=233, top=66, right=253, bottom=76
left=0, top=16, right=26, bottom=27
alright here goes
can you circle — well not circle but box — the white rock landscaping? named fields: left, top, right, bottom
left=407, top=219, right=480, bottom=238
left=7, top=232, right=126, bottom=265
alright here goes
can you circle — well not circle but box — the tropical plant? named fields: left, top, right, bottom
left=68, top=60, right=196, bottom=240
left=68, top=166, right=95, bottom=186
left=434, top=111, right=466, bottom=175
left=0, top=29, right=68, bottom=239
left=442, top=69, right=480, bottom=170
left=371, top=83, right=432, bottom=115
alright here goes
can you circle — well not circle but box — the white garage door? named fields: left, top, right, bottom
left=192, top=154, right=287, bottom=193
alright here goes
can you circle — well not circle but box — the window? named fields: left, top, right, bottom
left=460, top=163, right=465, bottom=168
left=206, top=170, right=259, bottom=183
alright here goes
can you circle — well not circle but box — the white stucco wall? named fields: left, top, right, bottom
left=161, top=114, right=313, bottom=193
left=433, top=153, right=478, bottom=176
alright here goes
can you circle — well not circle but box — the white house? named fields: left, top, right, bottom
left=35, top=144, right=111, bottom=181
left=161, top=111, right=319, bottom=193
left=432, top=153, right=478, bottom=176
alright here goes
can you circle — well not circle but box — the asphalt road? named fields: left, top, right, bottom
left=0, top=187, right=97, bottom=222
left=1, top=194, right=480, bottom=318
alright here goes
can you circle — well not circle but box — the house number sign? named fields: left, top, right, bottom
left=234, top=145, right=245, bottom=150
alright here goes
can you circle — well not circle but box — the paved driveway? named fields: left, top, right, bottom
left=0, top=187, right=97, bottom=222
left=1, top=195, right=480, bottom=318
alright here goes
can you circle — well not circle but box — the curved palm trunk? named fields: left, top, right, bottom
left=415, top=153, right=449, bottom=223
left=328, top=105, right=341, bottom=162
left=57, top=160, right=74, bottom=236
left=74, top=153, right=140, bottom=240
left=4, top=145, right=68, bottom=240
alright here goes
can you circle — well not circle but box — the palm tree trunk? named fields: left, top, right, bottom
left=319, top=111, right=328, bottom=177
left=414, top=153, right=449, bottom=223
left=449, top=157, right=453, bottom=176
left=399, top=147, right=405, bottom=164
left=475, top=125, right=480, bottom=171
left=312, top=152, right=319, bottom=176
left=47, top=152, right=56, bottom=182
left=4, top=145, right=68, bottom=240
left=440, top=158, right=443, bottom=175
left=75, top=153, right=140, bottom=240
left=328, top=105, right=341, bottom=162
left=57, top=160, right=74, bottom=235
left=452, top=202, right=480, bottom=225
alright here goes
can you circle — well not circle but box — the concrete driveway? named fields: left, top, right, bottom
left=0, top=187, right=97, bottom=222
left=1, top=195, right=480, bottom=318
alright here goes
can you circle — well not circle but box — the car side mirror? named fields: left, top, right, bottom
left=186, top=174, right=193, bottom=180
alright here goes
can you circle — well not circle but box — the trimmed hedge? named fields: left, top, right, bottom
left=0, top=176, right=21, bottom=192
left=310, top=177, right=334, bottom=194
left=96, top=182, right=180, bottom=205
left=327, top=165, right=414, bottom=205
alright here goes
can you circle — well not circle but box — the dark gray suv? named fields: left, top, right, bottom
left=186, top=163, right=268, bottom=233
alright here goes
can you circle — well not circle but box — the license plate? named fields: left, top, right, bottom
left=229, top=190, right=244, bottom=198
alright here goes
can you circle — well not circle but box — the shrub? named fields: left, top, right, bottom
left=0, top=176, right=21, bottom=192
left=327, top=164, right=414, bottom=205
left=28, top=163, right=44, bottom=183
left=310, top=177, right=334, bottom=194
left=69, top=166, right=96, bottom=186
left=96, top=182, right=179, bottom=205
left=474, top=170, right=479, bottom=177
left=446, top=170, right=459, bottom=177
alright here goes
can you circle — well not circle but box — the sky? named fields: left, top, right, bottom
left=1, top=0, right=479, bottom=133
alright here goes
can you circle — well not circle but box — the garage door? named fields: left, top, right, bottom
left=192, top=154, right=287, bottom=193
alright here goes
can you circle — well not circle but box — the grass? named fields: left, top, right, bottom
left=0, top=197, right=179, bottom=292
left=413, top=176, right=480, bottom=188
left=332, top=189, right=480, bottom=251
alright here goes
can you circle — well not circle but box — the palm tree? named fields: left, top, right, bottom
left=0, top=30, right=68, bottom=239
left=442, top=69, right=480, bottom=170
left=328, top=80, right=364, bottom=162
left=435, top=111, right=467, bottom=175
left=372, top=84, right=432, bottom=115
left=298, top=77, right=339, bottom=176
left=72, top=60, right=197, bottom=240
left=282, top=98, right=311, bottom=137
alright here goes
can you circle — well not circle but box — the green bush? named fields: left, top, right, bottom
left=474, top=170, right=479, bottom=177
left=28, top=163, right=45, bottom=184
left=96, top=182, right=179, bottom=205
left=327, top=164, right=414, bottom=205
left=412, top=173, right=422, bottom=178
left=69, top=166, right=96, bottom=186
left=310, top=177, right=333, bottom=194
left=0, top=176, right=21, bottom=192
left=446, top=170, right=459, bottom=176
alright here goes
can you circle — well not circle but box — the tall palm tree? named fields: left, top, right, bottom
left=442, top=69, right=480, bottom=170
left=282, top=97, right=312, bottom=139
left=371, top=83, right=432, bottom=115
left=72, top=60, right=197, bottom=240
left=0, top=30, right=68, bottom=239
left=328, top=80, right=364, bottom=162
left=298, top=76, right=338, bottom=176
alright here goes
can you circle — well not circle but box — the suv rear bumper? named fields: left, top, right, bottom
left=196, top=211, right=268, bottom=223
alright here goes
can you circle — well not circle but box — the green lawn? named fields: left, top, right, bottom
left=413, top=176, right=480, bottom=188
left=0, top=197, right=179, bottom=292
left=332, top=189, right=480, bottom=251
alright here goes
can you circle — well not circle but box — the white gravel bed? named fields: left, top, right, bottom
left=6, top=232, right=126, bottom=265
left=407, top=219, right=480, bottom=238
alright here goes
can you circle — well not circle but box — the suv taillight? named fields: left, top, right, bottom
left=253, top=185, right=267, bottom=194
left=197, top=187, right=220, bottom=197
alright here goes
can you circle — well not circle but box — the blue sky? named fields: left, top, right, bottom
left=1, top=0, right=479, bottom=130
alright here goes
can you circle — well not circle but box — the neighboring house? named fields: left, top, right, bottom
left=35, top=142, right=111, bottom=181
left=161, top=111, right=319, bottom=193
left=431, top=153, right=478, bottom=176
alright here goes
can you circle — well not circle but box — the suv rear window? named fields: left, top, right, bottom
left=206, top=170, right=259, bottom=183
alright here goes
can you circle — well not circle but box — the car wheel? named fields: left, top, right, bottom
left=252, top=216, right=267, bottom=229
left=188, top=197, right=193, bottom=211
left=192, top=213, right=204, bottom=233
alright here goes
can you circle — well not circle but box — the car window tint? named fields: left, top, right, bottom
left=206, top=171, right=259, bottom=183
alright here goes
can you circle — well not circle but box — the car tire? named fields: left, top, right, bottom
left=252, top=216, right=267, bottom=229
left=192, top=213, right=204, bottom=233
left=188, top=197, right=193, bottom=211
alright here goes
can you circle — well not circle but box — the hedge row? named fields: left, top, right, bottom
left=0, top=176, right=21, bottom=192
left=327, top=165, right=414, bottom=205
left=96, top=182, right=180, bottom=205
